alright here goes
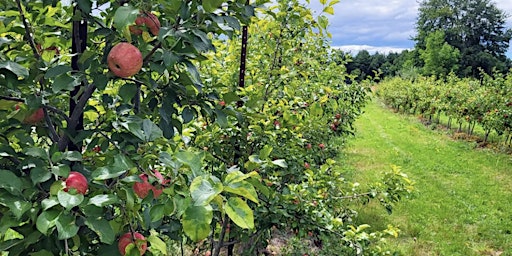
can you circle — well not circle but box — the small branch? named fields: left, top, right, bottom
left=212, top=216, right=229, bottom=256
left=43, top=108, right=59, bottom=143
left=0, top=96, right=24, bottom=102
left=143, top=42, right=162, bottom=64
left=15, top=0, right=41, bottom=59
left=44, top=104, right=71, bottom=123
left=58, top=82, right=97, bottom=151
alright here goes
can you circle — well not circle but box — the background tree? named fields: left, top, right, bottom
left=415, top=0, right=512, bottom=77
left=419, top=30, right=460, bottom=78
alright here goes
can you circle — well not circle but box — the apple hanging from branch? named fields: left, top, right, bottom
left=118, top=232, right=147, bottom=256
left=107, top=42, right=143, bottom=78
left=64, top=171, right=88, bottom=195
left=129, top=11, right=160, bottom=36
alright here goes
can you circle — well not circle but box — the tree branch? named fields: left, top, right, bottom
left=15, top=0, right=41, bottom=59
left=58, top=82, right=97, bottom=151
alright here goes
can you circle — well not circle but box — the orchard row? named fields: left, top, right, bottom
left=0, top=0, right=412, bottom=255
left=377, top=73, right=512, bottom=144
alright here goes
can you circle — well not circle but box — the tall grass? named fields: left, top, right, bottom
left=343, top=98, right=512, bottom=255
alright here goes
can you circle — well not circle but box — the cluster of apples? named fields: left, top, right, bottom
left=62, top=169, right=169, bottom=255
left=107, top=11, right=160, bottom=78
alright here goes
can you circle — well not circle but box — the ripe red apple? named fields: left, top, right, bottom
left=118, top=232, right=147, bottom=256
left=129, top=12, right=160, bottom=36
left=65, top=171, right=88, bottom=195
left=304, top=162, right=310, bottom=169
left=107, top=42, right=143, bottom=78
left=335, top=113, right=341, bottom=119
left=23, top=108, right=44, bottom=124
left=306, top=143, right=312, bottom=150
left=318, top=143, right=325, bottom=149
left=133, top=171, right=167, bottom=199
left=133, top=174, right=154, bottom=199
left=219, top=101, right=226, bottom=107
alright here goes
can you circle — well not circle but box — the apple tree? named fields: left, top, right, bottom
left=0, top=0, right=414, bottom=255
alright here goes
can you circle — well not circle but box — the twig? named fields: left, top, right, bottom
left=15, top=0, right=40, bottom=59
left=58, top=82, right=97, bottom=151
left=0, top=96, right=24, bottom=102
left=143, top=42, right=162, bottom=64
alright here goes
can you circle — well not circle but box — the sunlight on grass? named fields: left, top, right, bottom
left=343, top=98, right=512, bottom=256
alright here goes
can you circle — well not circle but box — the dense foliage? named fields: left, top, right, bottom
left=377, top=73, right=512, bottom=145
left=0, top=0, right=413, bottom=255
left=415, top=0, right=512, bottom=77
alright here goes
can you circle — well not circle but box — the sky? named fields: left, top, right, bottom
left=307, top=0, right=512, bottom=56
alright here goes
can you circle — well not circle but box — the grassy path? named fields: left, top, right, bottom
left=344, top=98, right=512, bottom=256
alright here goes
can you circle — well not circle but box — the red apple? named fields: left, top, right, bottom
left=219, top=101, right=226, bottom=107
left=107, top=42, right=143, bottom=78
left=65, top=171, right=88, bottom=195
left=133, top=174, right=154, bottom=199
left=118, top=232, right=147, bottom=256
left=335, top=113, right=341, bottom=119
left=23, top=108, right=44, bottom=124
left=133, top=171, right=167, bottom=199
left=129, top=12, right=160, bottom=36
left=304, top=162, right=310, bottom=169
left=306, top=143, right=312, bottom=150
left=318, top=143, right=325, bottom=149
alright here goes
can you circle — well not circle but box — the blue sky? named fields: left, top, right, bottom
left=308, top=0, right=512, bottom=56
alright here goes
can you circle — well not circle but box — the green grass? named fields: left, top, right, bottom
left=343, top=98, right=512, bottom=256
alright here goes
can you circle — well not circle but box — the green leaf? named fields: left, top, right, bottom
left=44, top=65, right=72, bottom=79
left=91, top=166, right=126, bottom=180
left=41, top=197, right=60, bottom=210
left=318, top=15, right=329, bottom=30
left=224, top=170, right=258, bottom=184
left=271, top=159, right=288, bottom=168
left=182, top=107, right=194, bottom=123
left=0, top=191, right=31, bottom=219
left=30, top=167, right=52, bottom=184
left=55, top=213, right=79, bottom=240
left=258, top=145, right=273, bottom=160
left=203, top=0, right=224, bottom=12
left=190, top=175, right=223, bottom=205
left=142, top=119, right=163, bottom=142
left=149, top=204, right=165, bottom=222
left=57, top=190, right=84, bottom=210
left=88, top=194, right=120, bottom=207
left=85, top=218, right=115, bottom=244
left=222, top=92, right=240, bottom=104
left=322, top=6, right=334, bottom=15
left=113, top=5, right=139, bottom=30
left=36, top=210, right=59, bottom=235
left=51, top=164, right=70, bottom=177
left=61, top=151, right=83, bottom=161
left=147, top=234, right=167, bottom=255
left=52, top=74, right=81, bottom=93
left=113, top=154, right=136, bottom=170
left=25, top=147, right=48, bottom=159
left=224, top=180, right=259, bottom=204
left=182, top=205, right=213, bottom=242
left=119, top=83, right=137, bottom=103
left=0, top=170, right=23, bottom=195
left=215, top=109, right=228, bottom=128
left=175, top=151, right=204, bottom=177
left=225, top=197, right=254, bottom=229
left=0, top=61, right=29, bottom=78
left=77, top=0, right=92, bottom=14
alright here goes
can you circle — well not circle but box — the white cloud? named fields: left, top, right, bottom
left=306, top=0, right=512, bottom=55
left=332, top=45, right=410, bottom=55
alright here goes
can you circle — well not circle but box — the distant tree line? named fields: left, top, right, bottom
left=340, top=0, right=512, bottom=81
